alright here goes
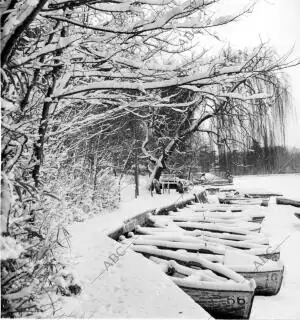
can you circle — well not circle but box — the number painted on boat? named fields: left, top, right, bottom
left=237, top=297, right=246, bottom=305
left=271, top=273, right=278, bottom=281
left=226, top=297, right=235, bottom=305
left=226, top=296, right=246, bottom=306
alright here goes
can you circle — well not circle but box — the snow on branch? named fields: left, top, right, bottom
left=82, top=47, right=180, bottom=73
left=44, top=0, right=240, bottom=37
left=181, top=88, right=273, bottom=101
left=1, top=0, right=39, bottom=51
left=12, top=35, right=81, bottom=67
left=53, top=64, right=246, bottom=98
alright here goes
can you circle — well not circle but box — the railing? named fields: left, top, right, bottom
left=160, top=174, right=179, bottom=193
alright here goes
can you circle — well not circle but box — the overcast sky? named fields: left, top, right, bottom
left=206, top=0, right=300, bottom=148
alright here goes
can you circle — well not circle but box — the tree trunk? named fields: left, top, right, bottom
left=148, top=158, right=165, bottom=190
left=146, top=113, right=213, bottom=190
left=147, top=139, right=177, bottom=190
left=92, top=157, right=99, bottom=202
left=1, top=0, right=48, bottom=65
left=134, top=147, right=139, bottom=198
left=32, top=85, right=54, bottom=186
left=31, top=20, right=67, bottom=186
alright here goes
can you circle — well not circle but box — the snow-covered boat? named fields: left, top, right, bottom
left=152, top=257, right=255, bottom=319
left=151, top=215, right=262, bottom=234
left=173, top=220, right=261, bottom=233
left=169, top=210, right=264, bottom=224
left=219, top=197, right=269, bottom=206
left=185, top=204, right=267, bottom=223
left=132, top=234, right=284, bottom=295
left=235, top=266, right=284, bottom=295
left=219, top=187, right=282, bottom=198
left=135, top=225, right=280, bottom=262
left=131, top=247, right=255, bottom=319
left=204, top=250, right=284, bottom=296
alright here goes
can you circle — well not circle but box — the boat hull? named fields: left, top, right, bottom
left=238, top=268, right=284, bottom=295
left=179, top=286, right=254, bottom=319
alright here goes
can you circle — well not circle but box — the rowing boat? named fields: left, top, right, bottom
left=219, top=197, right=269, bottom=206
left=186, top=204, right=267, bottom=221
left=173, top=221, right=261, bottom=233
left=135, top=224, right=280, bottom=261
left=147, top=214, right=262, bottom=234
left=186, top=205, right=266, bottom=214
left=130, top=235, right=283, bottom=295
left=219, top=187, right=282, bottom=198
left=130, top=246, right=256, bottom=319
left=221, top=250, right=284, bottom=295
left=151, top=257, right=255, bottom=320
left=169, top=211, right=263, bottom=224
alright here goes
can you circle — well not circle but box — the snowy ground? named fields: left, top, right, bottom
left=47, top=174, right=300, bottom=319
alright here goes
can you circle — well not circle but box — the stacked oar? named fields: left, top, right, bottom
left=118, top=202, right=284, bottom=320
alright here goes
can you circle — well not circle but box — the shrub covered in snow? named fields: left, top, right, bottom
left=0, top=236, right=24, bottom=260
left=1, top=170, right=83, bottom=317
left=40, top=161, right=121, bottom=226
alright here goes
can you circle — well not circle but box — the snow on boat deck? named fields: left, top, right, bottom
left=51, top=186, right=211, bottom=318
